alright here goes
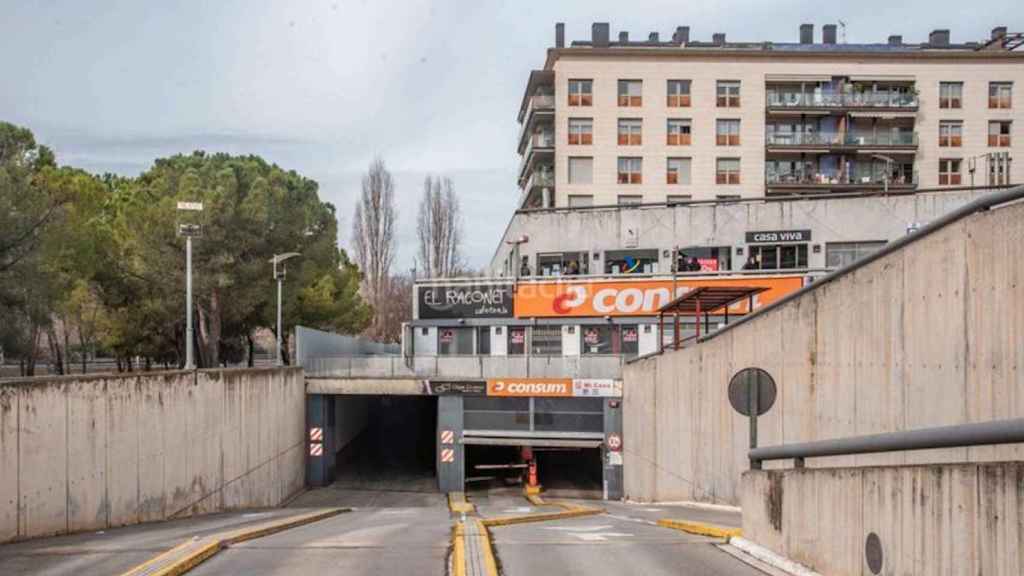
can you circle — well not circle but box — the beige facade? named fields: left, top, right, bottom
left=518, top=25, right=1024, bottom=208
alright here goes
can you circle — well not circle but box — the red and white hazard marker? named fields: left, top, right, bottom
left=310, top=443, right=323, bottom=456
left=606, top=433, right=622, bottom=452
left=440, top=448, right=455, bottom=463
left=309, top=427, right=323, bottom=442
left=440, top=429, right=454, bottom=445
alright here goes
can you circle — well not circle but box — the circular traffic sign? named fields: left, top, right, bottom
left=728, top=367, right=777, bottom=416
left=607, top=433, right=622, bottom=452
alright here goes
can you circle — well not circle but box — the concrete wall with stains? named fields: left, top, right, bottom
left=622, top=196, right=1024, bottom=505
left=742, top=463, right=1024, bottom=575
left=0, top=367, right=305, bottom=543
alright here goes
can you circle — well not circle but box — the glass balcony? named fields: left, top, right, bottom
left=766, top=132, right=918, bottom=147
left=766, top=90, right=918, bottom=110
left=766, top=168, right=918, bottom=187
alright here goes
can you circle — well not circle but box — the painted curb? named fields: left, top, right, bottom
left=656, top=518, right=743, bottom=539
left=118, top=508, right=347, bottom=576
left=481, top=505, right=604, bottom=527
left=452, top=522, right=466, bottom=576
left=474, top=519, right=500, bottom=576
left=448, top=492, right=476, bottom=514
left=729, top=536, right=823, bottom=576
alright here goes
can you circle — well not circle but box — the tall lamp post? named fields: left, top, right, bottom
left=270, top=252, right=301, bottom=366
left=177, top=201, right=204, bottom=370
left=505, top=235, right=530, bottom=278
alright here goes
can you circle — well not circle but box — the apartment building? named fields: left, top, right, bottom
left=517, top=23, right=1023, bottom=209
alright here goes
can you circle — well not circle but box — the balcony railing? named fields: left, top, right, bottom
left=528, top=131, right=555, bottom=149
left=767, top=169, right=918, bottom=186
left=525, top=169, right=554, bottom=190
left=766, top=91, right=918, bottom=110
left=304, top=354, right=627, bottom=380
left=766, top=132, right=919, bottom=147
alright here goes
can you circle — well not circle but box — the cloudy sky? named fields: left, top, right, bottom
left=2, top=0, right=1020, bottom=270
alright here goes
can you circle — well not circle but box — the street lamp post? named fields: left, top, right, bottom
left=505, top=235, right=530, bottom=278
left=270, top=253, right=301, bottom=366
left=177, top=201, right=204, bottom=370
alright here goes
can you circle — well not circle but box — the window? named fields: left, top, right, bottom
left=716, top=119, right=741, bottom=146
left=667, top=158, right=691, bottom=184
left=618, top=80, right=642, bottom=106
left=568, top=118, right=593, bottom=145
left=605, top=249, right=659, bottom=274
left=538, top=252, right=589, bottom=276
left=989, top=82, right=1012, bottom=109
left=667, top=80, right=691, bottom=107
left=508, top=327, right=526, bottom=355
left=476, top=327, right=491, bottom=355
left=568, top=79, right=592, bottom=106
left=530, top=325, right=562, bottom=356
left=717, top=80, right=740, bottom=107
left=619, top=325, right=639, bottom=357
left=939, top=121, right=962, bottom=147
left=989, top=121, right=1012, bottom=147
left=826, top=242, right=886, bottom=268
left=568, top=194, right=593, bottom=207
left=666, top=119, right=692, bottom=145
left=676, top=246, right=731, bottom=272
left=617, top=119, right=642, bottom=145
left=567, top=157, right=593, bottom=184
left=748, top=244, right=808, bottom=270
left=939, top=158, right=962, bottom=185
left=617, top=194, right=642, bottom=205
left=617, top=157, right=642, bottom=184
left=939, top=82, right=963, bottom=109
left=716, top=158, right=740, bottom=184
left=581, top=325, right=613, bottom=354
left=438, top=327, right=473, bottom=355
left=989, top=153, right=1011, bottom=186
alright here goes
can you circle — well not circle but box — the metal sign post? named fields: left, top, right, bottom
left=176, top=202, right=203, bottom=370
left=269, top=253, right=301, bottom=366
left=728, top=367, right=777, bottom=471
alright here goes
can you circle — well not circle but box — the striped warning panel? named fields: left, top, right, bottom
left=309, top=427, right=323, bottom=442
left=440, top=429, right=454, bottom=445
left=310, top=443, right=323, bottom=456
left=440, top=448, right=455, bottom=463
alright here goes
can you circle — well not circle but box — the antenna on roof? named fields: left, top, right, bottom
left=838, top=20, right=847, bottom=43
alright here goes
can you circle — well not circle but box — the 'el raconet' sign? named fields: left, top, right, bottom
left=417, top=283, right=514, bottom=319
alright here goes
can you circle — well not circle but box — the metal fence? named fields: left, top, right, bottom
left=303, top=354, right=625, bottom=379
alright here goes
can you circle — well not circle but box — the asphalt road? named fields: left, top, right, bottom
left=189, top=489, right=451, bottom=576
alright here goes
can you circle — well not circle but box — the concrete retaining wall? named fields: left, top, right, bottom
left=623, top=198, right=1024, bottom=505
left=0, top=367, right=305, bottom=543
left=742, top=463, right=1024, bottom=575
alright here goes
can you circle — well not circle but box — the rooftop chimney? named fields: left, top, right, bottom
left=619, top=31, right=629, bottom=43
left=712, top=32, right=726, bottom=45
left=555, top=22, right=565, bottom=48
left=929, top=29, right=950, bottom=46
left=888, top=35, right=902, bottom=46
left=800, top=23, right=814, bottom=44
left=823, top=24, right=837, bottom=44
left=992, top=26, right=1007, bottom=41
left=649, top=32, right=660, bottom=43
left=592, top=22, right=610, bottom=48
left=673, top=26, right=690, bottom=44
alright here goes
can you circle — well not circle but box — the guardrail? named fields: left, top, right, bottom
left=749, top=418, right=1024, bottom=468
left=303, top=354, right=626, bottom=379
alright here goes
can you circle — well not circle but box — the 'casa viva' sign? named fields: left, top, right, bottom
left=417, top=284, right=513, bottom=319
left=745, top=229, right=812, bottom=243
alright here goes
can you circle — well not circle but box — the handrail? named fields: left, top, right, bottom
left=750, top=418, right=1024, bottom=466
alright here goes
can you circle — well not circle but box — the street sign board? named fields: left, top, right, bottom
left=728, top=367, right=777, bottom=416
left=177, top=223, right=203, bottom=238
left=177, top=201, right=204, bottom=211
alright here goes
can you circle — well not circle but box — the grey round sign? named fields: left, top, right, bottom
left=728, top=368, right=777, bottom=416
left=865, top=532, right=883, bottom=574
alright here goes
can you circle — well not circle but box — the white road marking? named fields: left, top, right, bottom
left=504, top=507, right=534, bottom=513
left=542, top=525, right=614, bottom=532
left=574, top=532, right=634, bottom=541
left=607, top=513, right=659, bottom=526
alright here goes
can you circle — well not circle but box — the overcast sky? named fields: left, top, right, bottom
left=2, top=0, right=1020, bottom=270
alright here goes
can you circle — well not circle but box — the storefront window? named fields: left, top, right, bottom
left=581, top=325, right=613, bottom=354
left=508, top=327, right=526, bottom=355
left=604, top=249, right=659, bottom=274
left=676, top=246, right=731, bottom=272
left=476, top=326, right=491, bottom=355
left=537, top=252, right=589, bottom=276
left=826, top=241, right=886, bottom=269
left=619, top=324, right=639, bottom=357
left=748, top=244, right=807, bottom=270
left=438, top=327, right=474, bottom=355
left=531, top=325, right=562, bottom=355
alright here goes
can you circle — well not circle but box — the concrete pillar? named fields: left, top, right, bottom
left=603, top=398, right=624, bottom=500
left=437, top=395, right=465, bottom=493
left=306, top=394, right=335, bottom=488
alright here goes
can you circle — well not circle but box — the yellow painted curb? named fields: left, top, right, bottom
left=482, top=505, right=604, bottom=527
left=448, top=492, right=476, bottom=514
left=657, top=518, right=743, bottom=540
left=451, top=522, right=466, bottom=576
left=473, top=519, right=500, bottom=576
left=119, top=508, right=347, bottom=576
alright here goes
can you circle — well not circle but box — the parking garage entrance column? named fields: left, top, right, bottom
left=436, top=395, right=464, bottom=493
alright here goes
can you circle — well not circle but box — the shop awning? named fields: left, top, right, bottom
left=658, top=286, right=769, bottom=315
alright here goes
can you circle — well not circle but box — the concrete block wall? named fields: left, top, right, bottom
left=742, top=463, right=1024, bottom=576
left=0, top=367, right=305, bottom=543
left=622, top=197, right=1024, bottom=505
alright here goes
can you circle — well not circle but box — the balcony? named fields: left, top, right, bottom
left=766, top=91, right=918, bottom=113
left=518, top=131, right=555, bottom=186
left=517, top=91, right=555, bottom=153
left=766, top=131, right=919, bottom=151
left=520, top=169, right=554, bottom=208
left=766, top=168, right=918, bottom=192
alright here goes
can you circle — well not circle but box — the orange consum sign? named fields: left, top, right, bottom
left=486, top=378, right=572, bottom=397
left=513, top=275, right=804, bottom=318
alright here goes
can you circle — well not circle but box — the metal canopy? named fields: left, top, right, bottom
left=658, top=286, right=768, bottom=315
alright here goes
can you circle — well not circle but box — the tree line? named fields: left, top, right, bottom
left=0, top=121, right=467, bottom=375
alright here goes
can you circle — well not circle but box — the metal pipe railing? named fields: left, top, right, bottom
left=749, top=418, right=1024, bottom=466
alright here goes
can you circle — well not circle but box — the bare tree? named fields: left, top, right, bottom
left=373, top=273, right=413, bottom=344
left=417, top=176, right=464, bottom=278
left=351, top=157, right=397, bottom=339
